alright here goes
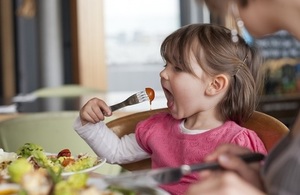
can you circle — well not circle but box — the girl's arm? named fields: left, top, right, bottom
left=73, top=117, right=150, bottom=164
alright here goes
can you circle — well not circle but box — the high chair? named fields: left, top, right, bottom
left=107, top=108, right=289, bottom=171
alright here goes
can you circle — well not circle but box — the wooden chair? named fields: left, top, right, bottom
left=107, top=108, right=289, bottom=171
left=240, top=111, right=289, bottom=151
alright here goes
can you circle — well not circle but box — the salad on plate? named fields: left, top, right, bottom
left=0, top=143, right=170, bottom=195
left=17, top=143, right=106, bottom=176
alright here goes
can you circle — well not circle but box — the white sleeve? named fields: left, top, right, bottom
left=73, top=117, right=150, bottom=164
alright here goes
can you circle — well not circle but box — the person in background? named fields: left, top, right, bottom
left=202, top=0, right=300, bottom=40
left=74, top=23, right=267, bottom=195
left=185, top=0, right=300, bottom=194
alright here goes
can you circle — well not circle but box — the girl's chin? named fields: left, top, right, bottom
left=169, top=111, right=182, bottom=120
left=167, top=103, right=181, bottom=119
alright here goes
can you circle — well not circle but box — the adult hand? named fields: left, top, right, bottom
left=201, top=144, right=265, bottom=191
left=185, top=171, right=266, bottom=195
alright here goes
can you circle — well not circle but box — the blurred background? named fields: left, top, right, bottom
left=1, top=0, right=300, bottom=127
left=1, top=0, right=207, bottom=95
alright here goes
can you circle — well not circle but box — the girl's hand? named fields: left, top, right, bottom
left=201, top=144, right=265, bottom=191
left=185, top=171, right=266, bottom=195
left=79, top=98, right=112, bottom=125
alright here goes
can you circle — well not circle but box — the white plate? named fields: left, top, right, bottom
left=43, top=153, right=106, bottom=177
left=61, top=157, right=106, bottom=177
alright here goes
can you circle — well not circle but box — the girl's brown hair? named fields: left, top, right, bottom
left=160, top=23, right=263, bottom=124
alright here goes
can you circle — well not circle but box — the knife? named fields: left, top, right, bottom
left=101, top=152, right=265, bottom=188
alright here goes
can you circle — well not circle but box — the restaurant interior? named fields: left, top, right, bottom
left=0, top=0, right=300, bottom=194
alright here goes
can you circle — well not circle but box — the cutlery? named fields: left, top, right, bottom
left=101, top=153, right=265, bottom=188
left=110, top=90, right=150, bottom=112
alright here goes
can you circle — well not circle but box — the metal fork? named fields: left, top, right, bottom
left=110, top=90, right=149, bottom=112
left=101, top=153, right=265, bottom=188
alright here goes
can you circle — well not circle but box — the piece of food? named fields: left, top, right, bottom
left=2, top=144, right=138, bottom=195
left=21, top=168, right=53, bottom=195
left=54, top=173, right=90, bottom=195
left=29, top=149, right=62, bottom=175
left=145, top=88, right=155, bottom=104
left=53, top=180, right=73, bottom=195
left=7, top=158, right=33, bottom=183
left=57, top=149, right=71, bottom=158
left=67, top=173, right=88, bottom=190
left=0, top=149, right=18, bottom=178
left=17, top=143, right=44, bottom=158
left=0, top=149, right=18, bottom=164
left=64, top=155, right=99, bottom=172
left=58, top=173, right=131, bottom=195
left=54, top=173, right=121, bottom=195
left=26, top=148, right=101, bottom=174
left=60, top=158, right=75, bottom=167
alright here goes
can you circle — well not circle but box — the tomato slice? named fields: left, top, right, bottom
left=145, top=87, right=155, bottom=103
left=61, top=158, right=75, bottom=167
left=57, top=149, right=71, bottom=158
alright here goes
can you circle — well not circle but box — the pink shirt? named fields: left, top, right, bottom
left=136, top=112, right=267, bottom=195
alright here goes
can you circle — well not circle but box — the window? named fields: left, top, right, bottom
left=103, top=0, right=180, bottom=91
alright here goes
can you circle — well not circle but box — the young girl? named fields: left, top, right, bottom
left=186, top=1, right=300, bottom=195
left=74, top=23, right=267, bottom=195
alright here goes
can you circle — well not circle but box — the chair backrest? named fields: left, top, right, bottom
left=107, top=108, right=289, bottom=171
left=107, top=108, right=167, bottom=171
left=240, top=111, right=289, bottom=151
left=0, top=111, right=121, bottom=175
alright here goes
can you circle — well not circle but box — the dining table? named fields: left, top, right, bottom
left=0, top=90, right=170, bottom=194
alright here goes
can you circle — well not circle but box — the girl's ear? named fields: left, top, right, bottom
left=206, top=74, right=229, bottom=95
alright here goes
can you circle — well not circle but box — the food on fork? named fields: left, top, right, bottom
left=145, top=88, right=155, bottom=105
left=110, top=89, right=153, bottom=112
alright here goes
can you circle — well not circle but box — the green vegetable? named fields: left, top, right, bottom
left=17, top=189, right=28, bottom=195
left=64, top=156, right=98, bottom=172
left=8, top=158, right=33, bottom=183
left=53, top=173, right=88, bottom=195
left=54, top=180, right=75, bottom=195
left=17, top=143, right=44, bottom=158
left=67, top=173, right=88, bottom=189
left=46, top=166, right=63, bottom=184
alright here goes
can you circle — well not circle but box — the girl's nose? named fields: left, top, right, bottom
left=160, top=68, right=168, bottom=80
